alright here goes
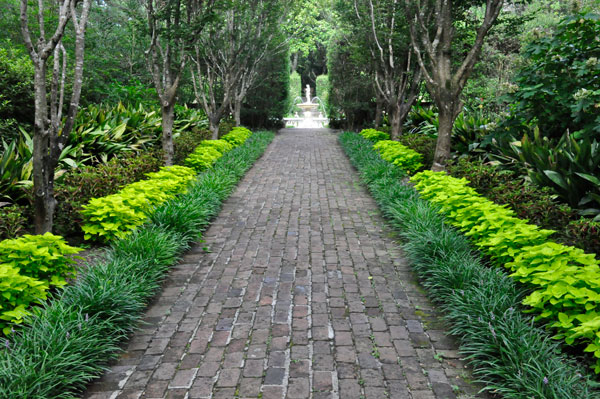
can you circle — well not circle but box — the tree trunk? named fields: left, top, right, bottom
left=432, top=106, right=454, bottom=171
left=389, top=104, right=402, bottom=140
left=209, top=118, right=220, bottom=139
left=161, top=102, right=175, bottom=166
left=374, top=99, right=383, bottom=129
left=32, top=63, right=55, bottom=234
left=234, top=98, right=242, bottom=126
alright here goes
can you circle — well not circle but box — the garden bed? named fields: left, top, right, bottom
left=340, top=131, right=597, bottom=398
left=0, top=131, right=274, bottom=398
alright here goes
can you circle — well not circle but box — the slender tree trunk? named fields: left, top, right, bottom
left=161, top=102, right=175, bottom=165
left=389, top=104, right=402, bottom=140
left=209, top=118, right=220, bottom=139
left=432, top=105, right=455, bottom=171
left=32, top=63, right=55, bottom=233
left=234, top=98, right=242, bottom=126
left=374, top=99, right=383, bottom=129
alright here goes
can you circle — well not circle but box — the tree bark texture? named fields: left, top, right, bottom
left=161, top=102, right=175, bottom=165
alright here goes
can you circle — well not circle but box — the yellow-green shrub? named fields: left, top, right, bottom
left=373, top=140, right=423, bottom=173
left=359, top=128, right=390, bottom=142
left=200, top=139, right=233, bottom=153
left=410, top=170, right=600, bottom=372
left=0, top=232, right=81, bottom=288
left=222, top=127, right=252, bottom=146
left=0, top=264, right=48, bottom=334
left=185, top=146, right=223, bottom=171
left=81, top=166, right=196, bottom=241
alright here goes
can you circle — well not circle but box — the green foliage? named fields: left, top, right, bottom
left=0, top=264, right=48, bottom=335
left=288, top=71, right=302, bottom=114
left=0, top=131, right=274, bottom=397
left=53, top=151, right=163, bottom=238
left=339, top=131, right=594, bottom=396
left=222, top=127, right=252, bottom=146
left=359, top=129, right=390, bottom=142
left=0, top=204, right=28, bottom=240
left=0, top=130, right=33, bottom=203
left=410, top=170, right=600, bottom=372
left=315, top=74, right=329, bottom=114
left=242, top=50, right=290, bottom=128
left=185, top=146, right=223, bottom=171
left=492, top=128, right=600, bottom=218
left=200, top=139, right=233, bottom=153
left=504, top=13, right=600, bottom=140
left=0, top=46, right=34, bottom=139
left=173, top=128, right=212, bottom=165
left=373, top=140, right=423, bottom=173
left=396, top=133, right=436, bottom=169
left=81, top=166, right=196, bottom=241
left=0, top=233, right=80, bottom=288
left=447, top=156, right=600, bottom=255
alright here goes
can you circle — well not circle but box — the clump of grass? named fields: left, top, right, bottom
left=339, top=131, right=596, bottom=398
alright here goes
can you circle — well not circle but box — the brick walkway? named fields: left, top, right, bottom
left=84, top=129, right=484, bottom=399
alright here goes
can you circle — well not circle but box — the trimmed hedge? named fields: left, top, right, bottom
left=0, top=131, right=274, bottom=398
left=339, top=132, right=595, bottom=397
left=411, top=170, right=600, bottom=373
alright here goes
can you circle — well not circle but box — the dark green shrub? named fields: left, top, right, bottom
left=397, top=134, right=436, bottom=169
left=0, top=204, right=28, bottom=240
left=54, top=151, right=162, bottom=238
left=0, top=47, right=34, bottom=139
left=503, top=13, right=600, bottom=140
left=173, top=128, right=211, bottom=165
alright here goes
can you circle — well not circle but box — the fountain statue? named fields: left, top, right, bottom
left=284, top=85, right=328, bottom=128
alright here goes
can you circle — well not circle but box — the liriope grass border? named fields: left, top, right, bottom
left=0, top=131, right=274, bottom=398
left=338, top=131, right=597, bottom=398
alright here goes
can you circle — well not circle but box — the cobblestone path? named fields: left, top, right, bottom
left=84, top=129, right=484, bottom=399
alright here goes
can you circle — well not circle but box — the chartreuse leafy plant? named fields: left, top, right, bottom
left=410, top=170, right=600, bottom=372
left=0, top=264, right=48, bottom=335
left=0, top=131, right=274, bottom=398
left=185, top=128, right=253, bottom=171
left=0, top=233, right=80, bottom=334
left=185, top=146, right=223, bottom=171
left=359, top=128, right=390, bottom=142
left=81, top=166, right=196, bottom=241
left=222, top=127, right=252, bottom=146
left=373, top=140, right=423, bottom=173
left=0, top=233, right=81, bottom=287
left=339, top=131, right=594, bottom=397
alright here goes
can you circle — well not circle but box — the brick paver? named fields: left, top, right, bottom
left=84, top=129, right=485, bottom=399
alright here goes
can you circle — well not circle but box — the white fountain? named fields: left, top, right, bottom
left=284, top=85, right=328, bottom=128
